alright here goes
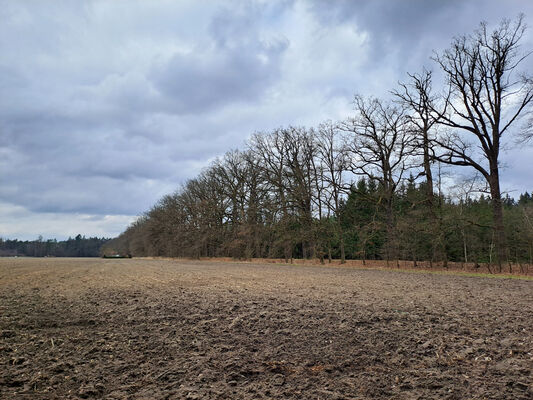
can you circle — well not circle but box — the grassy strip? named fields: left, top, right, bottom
left=385, top=268, right=533, bottom=281
left=140, top=256, right=533, bottom=281
left=272, top=261, right=533, bottom=281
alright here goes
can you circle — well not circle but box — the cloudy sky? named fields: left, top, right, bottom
left=1, top=0, right=532, bottom=240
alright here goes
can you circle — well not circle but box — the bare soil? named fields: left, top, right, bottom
left=1, top=257, right=532, bottom=399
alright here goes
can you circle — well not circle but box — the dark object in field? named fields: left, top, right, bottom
left=102, top=254, right=132, bottom=259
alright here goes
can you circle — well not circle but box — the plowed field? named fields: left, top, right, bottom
left=1, top=258, right=532, bottom=399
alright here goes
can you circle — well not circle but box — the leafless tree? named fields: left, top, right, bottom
left=211, top=150, right=267, bottom=259
left=432, top=15, right=533, bottom=271
left=343, top=96, right=415, bottom=264
left=249, top=129, right=294, bottom=261
left=316, top=121, right=350, bottom=263
left=393, top=70, right=452, bottom=265
left=281, top=127, right=318, bottom=259
left=394, top=69, right=439, bottom=209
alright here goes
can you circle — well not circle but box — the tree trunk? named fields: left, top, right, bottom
left=423, top=126, right=434, bottom=210
left=489, top=167, right=507, bottom=273
left=339, top=226, right=346, bottom=264
left=462, top=230, right=468, bottom=263
left=385, top=194, right=394, bottom=267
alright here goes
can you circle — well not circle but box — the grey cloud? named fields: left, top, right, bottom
left=308, top=0, right=533, bottom=74
left=1, top=157, right=176, bottom=215
left=151, top=9, right=289, bottom=114
left=151, top=46, right=286, bottom=114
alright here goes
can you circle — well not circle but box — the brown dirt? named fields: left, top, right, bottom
left=1, top=257, right=532, bottom=399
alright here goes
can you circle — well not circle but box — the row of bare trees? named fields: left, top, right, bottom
left=106, top=16, right=533, bottom=272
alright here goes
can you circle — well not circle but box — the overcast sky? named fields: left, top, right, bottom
left=1, top=0, right=532, bottom=240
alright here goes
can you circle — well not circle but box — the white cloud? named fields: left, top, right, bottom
left=0, top=202, right=135, bottom=241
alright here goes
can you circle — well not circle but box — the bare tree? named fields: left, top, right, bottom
left=316, top=121, right=350, bottom=263
left=241, top=150, right=268, bottom=259
left=432, top=15, right=533, bottom=271
left=281, top=127, right=318, bottom=259
left=343, top=96, right=415, bottom=265
left=211, top=150, right=267, bottom=259
left=394, top=70, right=452, bottom=265
left=180, top=170, right=229, bottom=258
left=394, top=69, right=438, bottom=210
left=249, top=129, right=294, bottom=262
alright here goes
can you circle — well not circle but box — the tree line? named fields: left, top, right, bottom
left=106, top=16, right=533, bottom=272
left=0, top=235, right=110, bottom=257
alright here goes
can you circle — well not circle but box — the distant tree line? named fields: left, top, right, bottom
left=106, top=16, right=533, bottom=272
left=0, top=235, right=110, bottom=257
